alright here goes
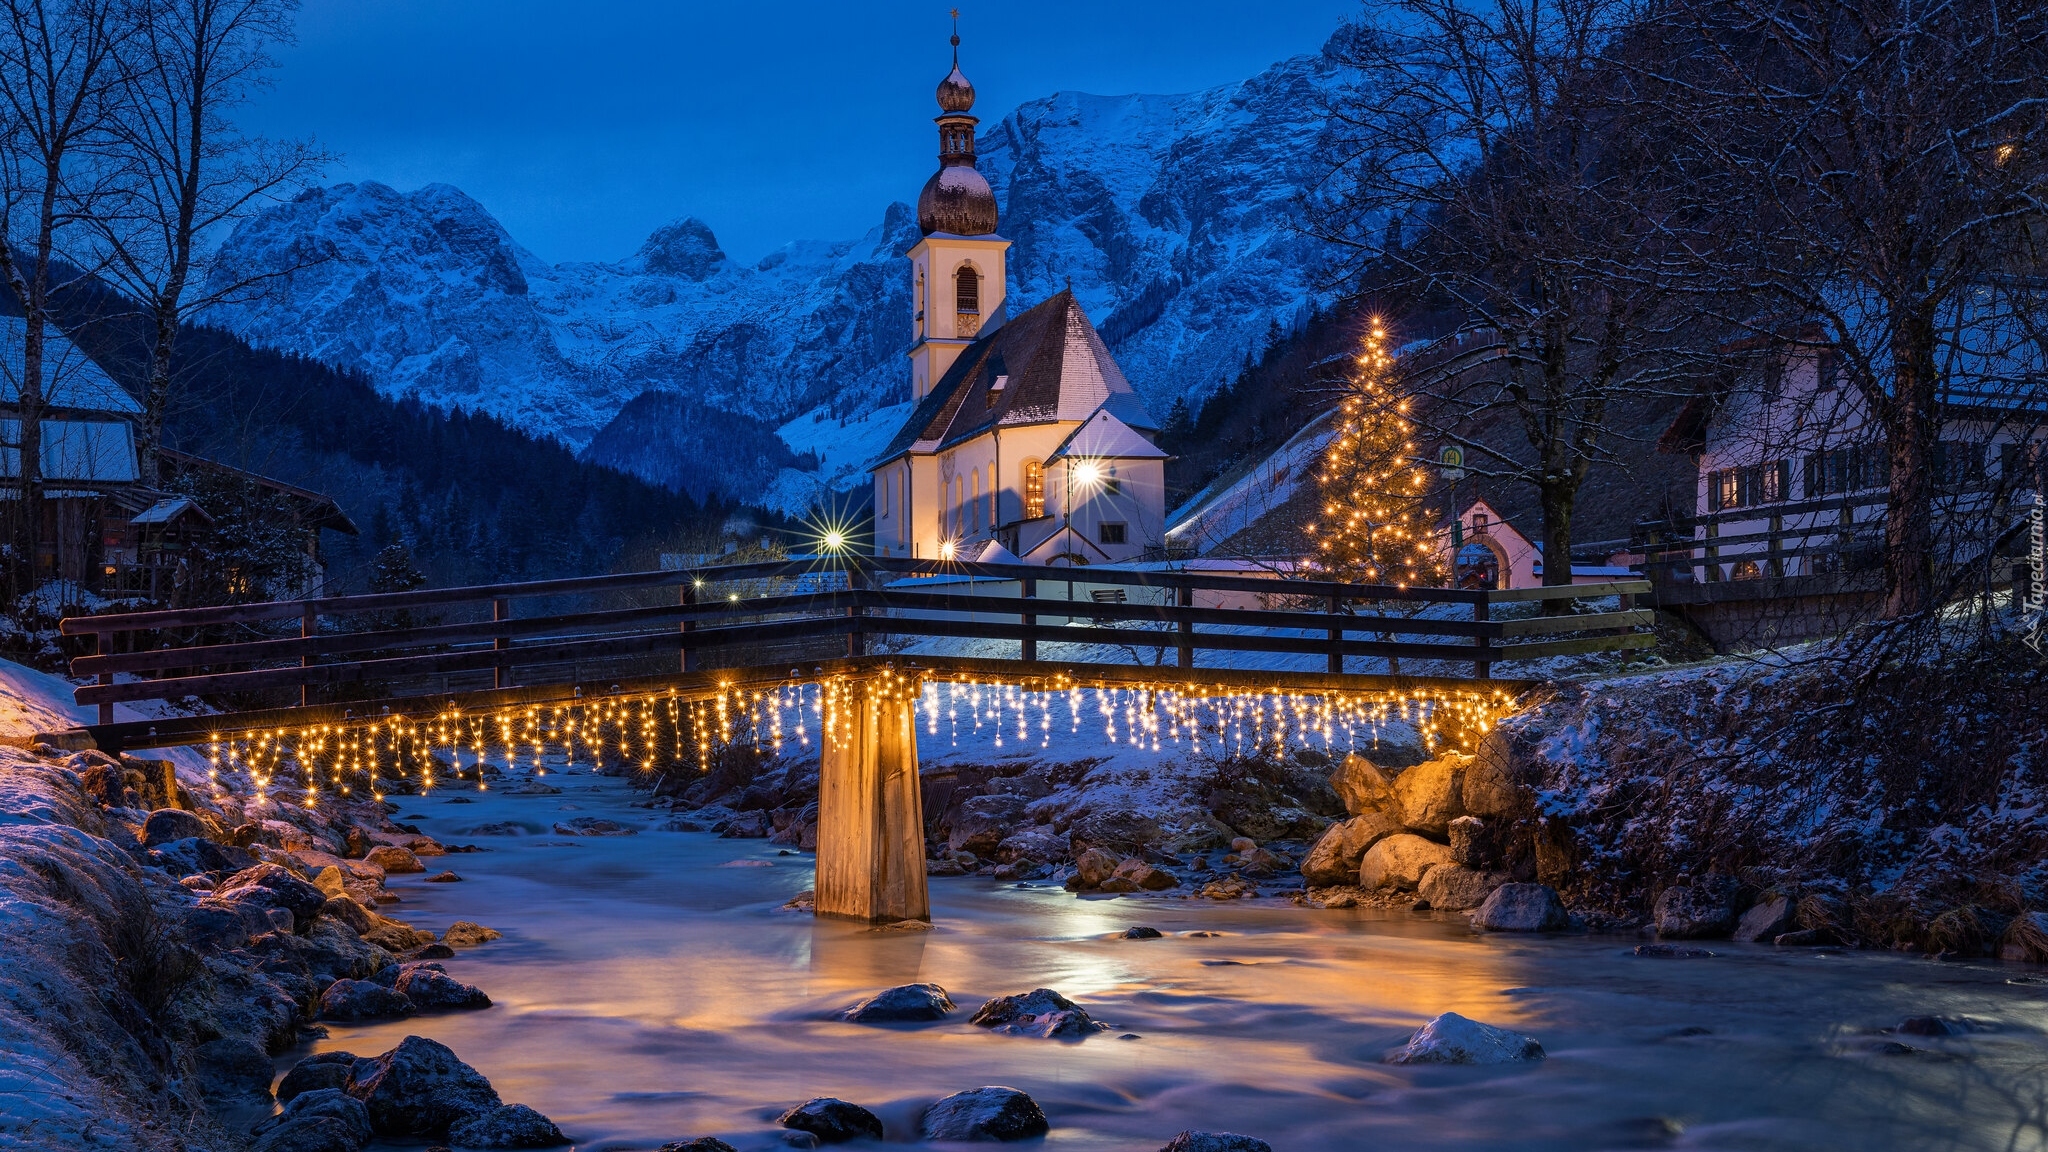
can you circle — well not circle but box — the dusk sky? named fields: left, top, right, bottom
left=243, top=1, right=1359, bottom=265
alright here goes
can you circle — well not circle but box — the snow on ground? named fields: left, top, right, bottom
left=1165, top=408, right=1336, bottom=550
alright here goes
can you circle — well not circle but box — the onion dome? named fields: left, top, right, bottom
left=938, top=64, right=975, bottom=113
left=919, top=164, right=999, bottom=236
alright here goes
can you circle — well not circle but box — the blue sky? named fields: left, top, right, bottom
left=243, top=1, right=1358, bottom=265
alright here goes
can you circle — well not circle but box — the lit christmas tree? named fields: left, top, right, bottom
left=1308, top=320, right=1446, bottom=587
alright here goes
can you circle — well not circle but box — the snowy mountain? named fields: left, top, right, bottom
left=203, top=46, right=1339, bottom=512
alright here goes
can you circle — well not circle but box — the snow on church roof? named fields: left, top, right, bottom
left=0, top=317, right=141, bottom=414
left=1049, top=408, right=1167, bottom=462
left=872, top=289, right=1157, bottom=467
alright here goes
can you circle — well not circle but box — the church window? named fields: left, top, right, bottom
left=971, top=469, right=981, bottom=532
left=986, top=464, right=996, bottom=528
left=1099, top=522, right=1127, bottom=545
left=1022, top=459, right=1045, bottom=519
left=957, top=265, right=980, bottom=314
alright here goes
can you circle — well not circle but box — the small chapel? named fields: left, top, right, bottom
left=869, top=30, right=1167, bottom=566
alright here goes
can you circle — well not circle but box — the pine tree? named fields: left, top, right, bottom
left=1308, top=320, right=1445, bottom=587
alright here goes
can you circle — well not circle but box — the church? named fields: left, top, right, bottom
left=869, top=33, right=1167, bottom=566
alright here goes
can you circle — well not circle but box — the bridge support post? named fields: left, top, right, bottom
left=815, top=677, right=930, bottom=924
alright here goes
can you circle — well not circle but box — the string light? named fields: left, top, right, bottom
left=1307, top=318, right=1447, bottom=589
left=189, top=669, right=1515, bottom=811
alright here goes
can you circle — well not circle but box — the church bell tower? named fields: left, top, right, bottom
left=906, top=14, right=1009, bottom=402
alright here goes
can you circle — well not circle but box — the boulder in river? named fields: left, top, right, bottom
left=778, top=1097, right=885, bottom=1143
left=141, top=807, right=211, bottom=847
left=347, top=1035, right=503, bottom=1138
left=1655, top=880, right=1739, bottom=939
left=971, top=988, right=1108, bottom=1039
left=843, top=982, right=954, bottom=1023
left=1472, top=883, right=1570, bottom=932
left=1393, top=754, right=1470, bottom=837
left=1160, top=1133, right=1274, bottom=1152
left=424, top=870, right=463, bottom=883
left=1386, top=1011, right=1545, bottom=1064
left=1733, top=894, right=1796, bottom=942
left=443, top=920, right=503, bottom=948
left=657, top=1141, right=739, bottom=1152
left=366, top=845, right=426, bottom=874
left=1068, top=848, right=1119, bottom=890
left=395, top=965, right=492, bottom=1011
left=554, top=816, right=637, bottom=836
left=1300, top=812, right=1403, bottom=886
left=319, top=978, right=416, bottom=1022
left=278, top=1052, right=362, bottom=1102
left=1417, top=864, right=1510, bottom=911
left=920, top=1086, right=1050, bottom=1141
left=251, top=1088, right=374, bottom=1152
left=1328, top=752, right=1400, bottom=815
left=1113, top=857, right=1180, bottom=890
left=1358, top=834, right=1453, bottom=891
left=1122, top=926, right=1163, bottom=939
left=446, top=1102, right=568, bottom=1148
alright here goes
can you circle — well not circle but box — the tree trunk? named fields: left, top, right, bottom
left=1539, top=477, right=1577, bottom=612
left=137, top=305, right=179, bottom=488
left=1881, top=312, right=1940, bottom=619
left=16, top=310, right=44, bottom=593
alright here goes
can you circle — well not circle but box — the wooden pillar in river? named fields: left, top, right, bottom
left=814, top=674, right=930, bottom=924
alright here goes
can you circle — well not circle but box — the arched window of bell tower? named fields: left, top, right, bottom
left=956, top=264, right=980, bottom=315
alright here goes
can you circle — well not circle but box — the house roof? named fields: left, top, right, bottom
left=0, top=317, right=142, bottom=414
left=129, top=495, right=214, bottom=527
left=873, top=289, right=1157, bottom=466
left=0, top=419, right=139, bottom=484
left=1048, top=409, right=1168, bottom=462
left=157, top=448, right=360, bottom=535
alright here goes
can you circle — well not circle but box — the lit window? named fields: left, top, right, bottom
left=1022, top=459, right=1045, bottom=519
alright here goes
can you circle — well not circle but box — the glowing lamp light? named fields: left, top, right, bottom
left=939, top=539, right=958, bottom=560
left=1073, top=461, right=1103, bottom=489
left=821, top=530, right=847, bottom=553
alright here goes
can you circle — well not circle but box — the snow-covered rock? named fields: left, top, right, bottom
left=201, top=46, right=1344, bottom=513
left=843, top=982, right=954, bottom=1023
left=970, top=988, right=1108, bottom=1039
left=1386, top=1012, right=1545, bottom=1064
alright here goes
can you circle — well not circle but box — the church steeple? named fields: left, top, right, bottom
left=906, top=12, right=1009, bottom=402
left=917, top=11, right=997, bottom=237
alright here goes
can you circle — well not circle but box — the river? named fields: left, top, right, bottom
left=299, top=771, right=2048, bottom=1151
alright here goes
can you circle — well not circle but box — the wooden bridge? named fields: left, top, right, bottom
left=51, top=555, right=1651, bottom=923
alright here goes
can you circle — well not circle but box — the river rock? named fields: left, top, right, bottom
left=320, top=978, right=417, bottom=1022
left=1122, top=926, right=1163, bottom=939
left=1358, top=834, right=1454, bottom=891
left=1329, top=752, right=1399, bottom=815
left=1387, top=1011, right=1545, bottom=1064
left=950, top=793, right=1029, bottom=857
left=141, top=807, right=210, bottom=847
left=920, top=1086, right=1051, bottom=1141
left=1634, top=943, right=1714, bottom=958
left=395, top=965, right=492, bottom=1011
left=844, top=982, right=954, bottom=1023
left=658, top=1141, right=739, bottom=1152
left=361, top=912, right=436, bottom=953
left=347, top=1035, right=503, bottom=1138
left=1732, top=893, right=1796, bottom=942
left=1160, top=1133, right=1274, bottom=1152
left=1472, top=883, right=1570, bottom=932
left=1301, top=812, right=1404, bottom=886
left=1417, top=864, right=1511, bottom=911
left=1113, top=857, right=1180, bottom=890
left=443, top=920, right=503, bottom=948
left=278, top=1052, right=363, bottom=1102
left=1460, top=728, right=1533, bottom=818
left=366, top=845, right=426, bottom=874
left=152, top=835, right=255, bottom=878
left=1225, top=844, right=1292, bottom=878
left=424, top=870, right=463, bottom=883
left=1076, top=848, right=1119, bottom=885
left=554, top=816, right=637, bottom=836
left=1447, top=816, right=1497, bottom=869
left=971, top=988, right=1108, bottom=1038
left=310, top=866, right=349, bottom=898
left=1655, top=881, right=1739, bottom=939
left=1394, top=754, right=1469, bottom=837
left=217, top=862, right=331, bottom=931
left=447, top=1102, right=567, bottom=1148
left=251, top=1088, right=375, bottom=1152
left=184, top=896, right=276, bottom=949
left=779, top=1097, right=884, bottom=1143
left=195, top=1036, right=275, bottom=1103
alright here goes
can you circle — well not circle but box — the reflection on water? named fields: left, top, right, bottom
left=312, top=777, right=2048, bottom=1151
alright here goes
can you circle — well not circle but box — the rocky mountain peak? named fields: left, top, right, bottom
left=632, top=217, right=728, bottom=281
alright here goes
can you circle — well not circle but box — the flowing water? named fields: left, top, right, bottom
left=304, top=774, right=2048, bottom=1151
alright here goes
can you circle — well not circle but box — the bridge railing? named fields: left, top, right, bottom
left=59, top=555, right=1653, bottom=723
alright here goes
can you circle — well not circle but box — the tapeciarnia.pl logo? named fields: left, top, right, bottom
left=2026, top=492, right=2046, bottom=656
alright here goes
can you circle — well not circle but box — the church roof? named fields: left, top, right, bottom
left=1048, top=409, right=1168, bottom=462
left=872, top=289, right=1157, bottom=466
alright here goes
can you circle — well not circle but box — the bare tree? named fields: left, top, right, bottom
left=1315, top=0, right=1700, bottom=591
left=90, top=0, right=323, bottom=486
left=1650, top=0, right=2048, bottom=619
left=0, top=0, right=128, bottom=593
